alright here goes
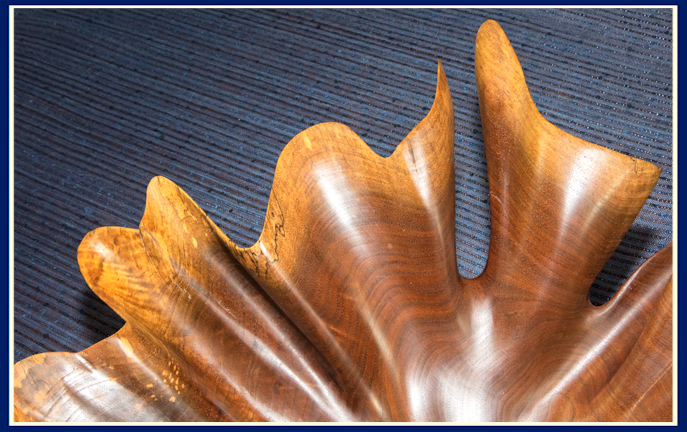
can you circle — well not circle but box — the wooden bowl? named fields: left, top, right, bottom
left=13, top=20, right=672, bottom=423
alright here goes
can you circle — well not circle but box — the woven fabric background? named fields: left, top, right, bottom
left=13, top=8, right=673, bottom=363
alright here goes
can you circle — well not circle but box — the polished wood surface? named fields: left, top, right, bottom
left=14, top=20, right=672, bottom=422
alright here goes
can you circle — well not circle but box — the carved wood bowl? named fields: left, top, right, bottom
left=13, top=20, right=673, bottom=422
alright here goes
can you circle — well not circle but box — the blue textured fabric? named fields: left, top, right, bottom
left=14, top=8, right=672, bottom=362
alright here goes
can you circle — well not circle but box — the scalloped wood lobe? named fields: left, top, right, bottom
left=225, top=60, right=458, bottom=421
left=475, top=20, right=661, bottom=309
left=14, top=324, right=231, bottom=422
left=583, top=245, right=673, bottom=421
left=15, top=178, right=354, bottom=422
left=14, top=20, right=672, bottom=423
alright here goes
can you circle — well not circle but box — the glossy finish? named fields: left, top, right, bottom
left=14, top=20, right=672, bottom=422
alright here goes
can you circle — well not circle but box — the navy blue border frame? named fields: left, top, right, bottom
left=5, top=2, right=681, bottom=430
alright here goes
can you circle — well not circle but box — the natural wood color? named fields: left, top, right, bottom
left=14, top=20, right=672, bottom=422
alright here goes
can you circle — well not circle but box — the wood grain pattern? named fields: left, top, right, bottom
left=13, top=20, right=672, bottom=422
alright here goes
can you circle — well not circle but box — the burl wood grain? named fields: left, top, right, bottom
left=14, top=20, right=672, bottom=422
